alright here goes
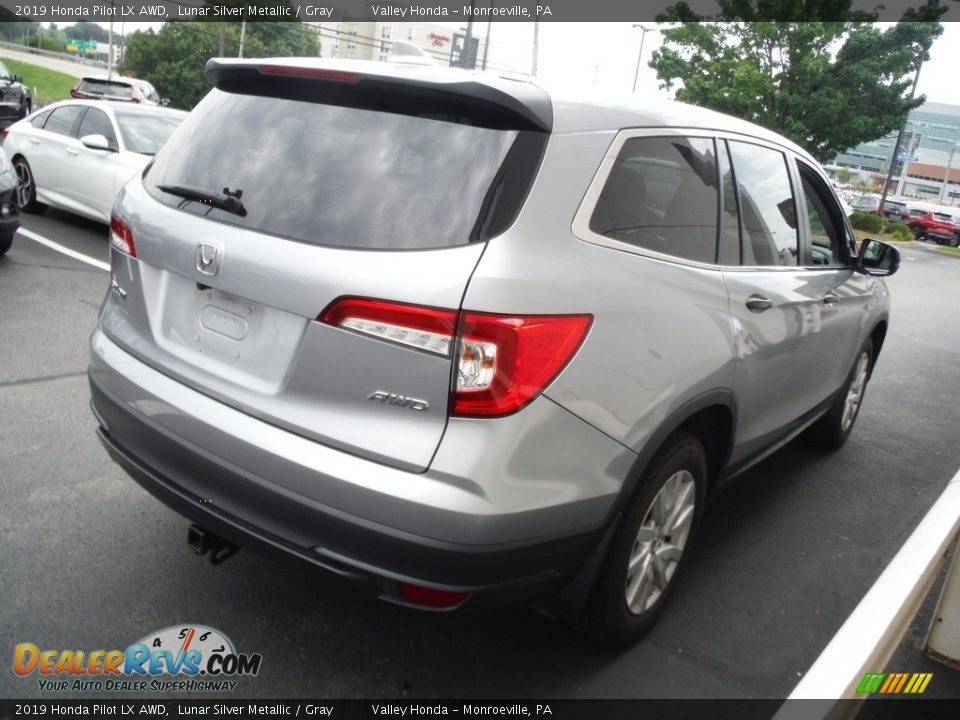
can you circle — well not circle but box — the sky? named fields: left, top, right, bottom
left=476, top=22, right=960, bottom=108
left=93, top=21, right=960, bottom=107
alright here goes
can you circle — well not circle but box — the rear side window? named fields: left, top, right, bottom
left=30, top=110, right=51, bottom=128
left=589, top=136, right=719, bottom=264
left=144, top=90, right=535, bottom=250
left=44, top=105, right=84, bottom=137
left=728, top=141, right=798, bottom=267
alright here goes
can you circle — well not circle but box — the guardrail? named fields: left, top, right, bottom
left=0, top=40, right=107, bottom=69
left=775, top=468, right=960, bottom=719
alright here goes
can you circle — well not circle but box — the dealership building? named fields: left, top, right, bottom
left=831, top=101, right=960, bottom=205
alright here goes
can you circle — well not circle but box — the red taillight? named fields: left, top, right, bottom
left=453, top=313, right=592, bottom=417
left=397, top=582, right=467, bottom=609
left=320, top=298, right=591, bottom=418
left=260, top=65, right=359, bottom=83
left=110, top=214, right=135, bottom=257
left=70, top=88, right=80, bottom=98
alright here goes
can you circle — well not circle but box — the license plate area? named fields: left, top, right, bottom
left=155, top=274, right=306, bottom=391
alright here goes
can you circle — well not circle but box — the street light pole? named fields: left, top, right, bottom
left=879, top=57, right=924, bottom=211
left=632, top=24, right=656, bottom=93
left=939, top=146, right=956, bottom=206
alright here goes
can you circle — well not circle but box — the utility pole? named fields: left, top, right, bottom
left=481, top=16, right=492, bottom=71
left=107, top=19, right=114, bottom=80
left=632, top=25, right=656, bottom=93
left=939, top=145, right=956, bottom=205
left=463, top=12, right=474, bottom=68
left=218, top=22, right=226, bottom=57
left=532, top=22, right=539, bottom=76
left=239, top=21, right=246, bottom=58
left=879, top=57, right=924, bottom=210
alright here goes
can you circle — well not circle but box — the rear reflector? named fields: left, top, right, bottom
left=109, top=213, right=136, bottom=257
left=260, top=66, right=359, bottom=83
left=321, top=298, right=591, bottom=418
left=397, top=582, right=467, bottom=609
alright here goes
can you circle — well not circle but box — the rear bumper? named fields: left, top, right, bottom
left=89, top=328, right=633, bottom=611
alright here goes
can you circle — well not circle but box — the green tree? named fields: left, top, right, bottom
left=121, top=18, right=318, bottom=111
left=121, top=24, right=215, bottom=110
left=650, top=1, right=945, bottom=160
left=60, top=21, right=111, bottom=43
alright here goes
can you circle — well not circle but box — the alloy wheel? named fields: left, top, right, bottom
left=841, top=351, right=870, bottom=432
left=625, top=469, right=696, bottom=615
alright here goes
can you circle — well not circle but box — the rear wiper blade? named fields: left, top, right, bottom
left=156, top=184, right=246, bottom=217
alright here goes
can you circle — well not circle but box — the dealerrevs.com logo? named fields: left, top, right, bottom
left=13, top=625, right=262, bottom=693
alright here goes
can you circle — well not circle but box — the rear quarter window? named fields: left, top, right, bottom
left=588, top=136, right=720, bottom=264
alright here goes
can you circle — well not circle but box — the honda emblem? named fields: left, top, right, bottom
left=196, top=244, right=221, bottom=276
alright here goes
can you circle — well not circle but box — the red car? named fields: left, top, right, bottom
left=907, top=210, right=959, bottom=246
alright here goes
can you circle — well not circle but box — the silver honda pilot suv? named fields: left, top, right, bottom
left=89, top=57, right=900, bottom=644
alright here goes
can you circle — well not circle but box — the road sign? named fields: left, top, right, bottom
left=66, top=39, right=97, bottom=53
left=897, top=155, right=920, bottom=162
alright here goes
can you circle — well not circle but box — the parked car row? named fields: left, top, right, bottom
left=846, top=193, right=960, bottom=246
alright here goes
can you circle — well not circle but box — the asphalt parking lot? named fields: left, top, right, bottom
left=2, top=210, right=959, bottom=700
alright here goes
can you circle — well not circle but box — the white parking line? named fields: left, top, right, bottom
left=16, top=227, right=110, bottom=272
left=775, top=467, right=960, bottom=714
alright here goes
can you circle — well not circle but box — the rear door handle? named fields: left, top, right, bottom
left=823, top=294, right=839, bottom=305
left=746, top=295, right=773, bottom=312
left=29, top=137, right=40, bottom=145
left=66, top=148, right=80, bottom=156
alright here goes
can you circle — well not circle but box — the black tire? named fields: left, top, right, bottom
left=809, top=338, right=873, bottom=450
left=0, top=234, right=11, bottom=256
left=584, top=431, right=707, bottom=645
left=17, top=96, right=31, bottom=119
left=13, top=157, right=45, bottom=214
left=951, top=236, right=960, bottom=248
left=909, top=224, right=922, bottom=239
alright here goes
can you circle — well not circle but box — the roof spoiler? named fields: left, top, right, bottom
left=205, top=58, right=552, bottom=133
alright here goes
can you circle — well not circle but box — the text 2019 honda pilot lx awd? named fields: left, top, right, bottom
left=89, top=58, right=900, bottom=644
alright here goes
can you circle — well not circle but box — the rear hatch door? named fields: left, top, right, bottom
left=102, top=59, right=550, bottom=472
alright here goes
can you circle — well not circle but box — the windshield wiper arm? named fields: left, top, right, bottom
left=156, top=184, right=246, bottom=217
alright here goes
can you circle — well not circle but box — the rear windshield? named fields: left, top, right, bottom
left=144, top=89, right=528, bottom=250
left=77, top=79, right=134, bottom=98
left=114, top=111, right=183, bottom=156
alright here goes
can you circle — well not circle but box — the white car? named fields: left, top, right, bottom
left=72, top=75, right=164, bottom=106
left=3, top=100, right=186, bottom=224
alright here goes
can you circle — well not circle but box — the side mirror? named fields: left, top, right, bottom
left=80, top=134, right=115, bottom=152
left=160, top=98, right=170, bottom=107
left=12, top=74, right=22, bottom=84
left=857, top=238, right=900, bottom=277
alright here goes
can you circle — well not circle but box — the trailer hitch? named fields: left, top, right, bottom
left=188, top=524, right=240, bottom=566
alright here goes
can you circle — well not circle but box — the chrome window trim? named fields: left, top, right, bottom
left=572, top=126, right=849, bottom=273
